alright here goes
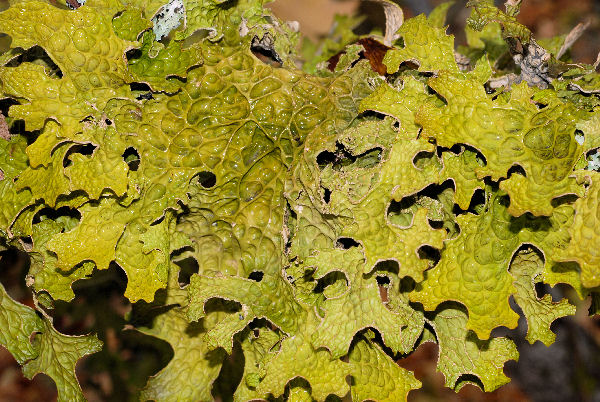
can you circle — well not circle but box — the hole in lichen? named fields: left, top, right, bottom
left=0, top=98, right=19, bottom=119
left=130, top=82, right=151, bottom=92
left=316, top=150, right=336, bottom=167
left=5, top=45, right=63, bottom=78
left=336, top=237, right=360, bottom=249
left=136, top=91, right=154, bottom=101
left=316, top=142, right=383, bottom=171
left=211, top=336, right=245, bottom=400
left=283, top=201, right=297, bottom=256
left=32, top=205, right=81, bottom=225
left=444, top=144, right=488, bottom=166
left=149, top=215, right=164, bottom=227
left=175, top=257, right=199, bottom=286
left=372, top=259, right=399, bottom=276
left=250, top=46, right=282, bottom=67
left=130, top=82, right=153, bottom=100
left=507, top=164, right=527, bottom=177
left=122, top=147, right=140, bottom=171
left=534, top=282, right=552, bottom=299
left=251, top=34, right=283, bottom=67
left=394, top=60, right=421, bottom=72
left=63, top=143, right=96, bottom=167
left=418, top=245, right=441, bottom=267
left=551, top=193, right=579, bottom=207
left=369, top=261, right=398, bottom=299
left=509, top=245, right=547, bottom=298
left=248, top=271, right=264, bottom=282
left=192, top=171, right=217, bottom=188
left=204, top=298, right=242, bottom=318
left=412, top=150, right=437, bottom=169
left=358, top=110, right=387, bottom=121
left=428, top=219, right=444, bottom=229
left=387, top=198, right=415, bottom=227
left=585, top=147, right=600, bottom=172
left=313, top=271, right=348, bottom=296
left=455, top=374, right=485, bottom=391
left=453, top=188, right=488, bottom=217
left=426, top=85, right=448, bottom=105
left=376, top=275, right=390, bottom=286
left=399, top=276, right=416, bottom=293
left=376, top=275, right=390, bottom=302
left=19, top=236, right=33, bottom=251
left=125, top=48, right=143, bottom=62
left=323, top=187, right=331, bottom=204
left=283, top=378, right=313, bottom=401
left=388, top=181, right=455, bottom=229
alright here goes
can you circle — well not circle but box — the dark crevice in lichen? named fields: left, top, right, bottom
left=122, top=146, right=141, bottom=171
left=336, top=237, right=360, bottom=249
left=32, top=205, right=81, bottom=225
left=442, top=143, right=488, bottom=167
left=283, top=201, right=296, bottom=256
left=316, top=142, right=383, bottom=171
left=453, top=188, right=488, bottom=216
left=130, top=82, right=154, bottom=100
left=211, top=336, right=244, bottom=400
left=412, top=150, right=437, bottom=168
left=507, top=164, right=527, bottom=177
left=251, top=34, right=283, bottom=67
left=388, top=181, right=455, bottom=229
left=248, top=271, right=264, bottom=282
left=455, top=373, right=486, bottom=392
left=313, top=271, right=348, bottom=296
left=175, top=256, right=199, bottom=286
left=191, top=171, right=217, bottom=188
left=322, top=187, right=331, bottom=204
left=5, top=45, right=63, bottom=78
left=418, top=245, right=441, bottom=267
left=64, top=143, right=97, bottom=168
left=125, top=48, right=143, bottom=62
left=551, top=193, right=579, bottom=207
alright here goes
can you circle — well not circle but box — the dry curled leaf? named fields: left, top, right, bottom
left=367, top=0, right=404, bottom=46
left=557, top=20, right=590, bottom=60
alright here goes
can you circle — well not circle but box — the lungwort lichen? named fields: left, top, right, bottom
left=0, top=0, right=600, bottom=400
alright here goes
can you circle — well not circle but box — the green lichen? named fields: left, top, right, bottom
left=0, top=0, right=599, bottom=400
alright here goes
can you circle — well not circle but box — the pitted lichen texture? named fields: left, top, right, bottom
left=0, top=0, right=599, bottom=400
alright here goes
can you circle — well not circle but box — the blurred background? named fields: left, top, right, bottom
left=269, top=0, right=600, bottom=64
left=2, top=1, right=600, bottom=401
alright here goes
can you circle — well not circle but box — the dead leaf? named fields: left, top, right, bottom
left=366, top=0, right=403, bottom=46
left=557, top=21, right=591, bottom=60
left=327, top=38, right=391, bottom=75
left=358, top=37, right=392, bottom=75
